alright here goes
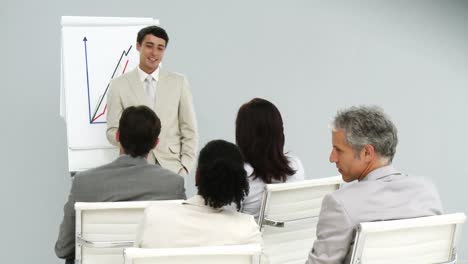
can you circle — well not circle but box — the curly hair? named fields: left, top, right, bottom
left=197, top=140, right=249, bottom=211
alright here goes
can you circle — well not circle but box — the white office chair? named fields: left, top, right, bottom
left=75, top=200, right=182, bottom=264
left=123, top=244, right=261, bottom=264
left=258, top=176, right=342, bottom=264
left=350, top=213, right=466, bottom=264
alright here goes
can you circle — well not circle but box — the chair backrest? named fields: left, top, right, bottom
left=350, top=213, right=466, bottom=264
left=123, top=244, right=261, bottom=264
left=258, top=176, right=342, bottom=264
left=75, top=200, right=183, bottom=264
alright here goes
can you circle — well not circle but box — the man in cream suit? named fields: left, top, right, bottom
left=56, top=106, right=186, bottom=264
left=107, top=25, right=198, bottom=175
left=306, top=106, right=443, bottom=264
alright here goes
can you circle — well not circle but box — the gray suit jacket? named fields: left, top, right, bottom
left=106, top=68, right=198, bottom=174
left=306, top=165, right=443, bottom=264
left=55, top=155, right=186, bottom=261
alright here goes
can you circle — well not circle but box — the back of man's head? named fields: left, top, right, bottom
left=332, top=105, right=398, bottom=162
left=119, top=106, right=161, bottom=157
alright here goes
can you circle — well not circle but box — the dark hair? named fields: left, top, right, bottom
left=119, top=105, right=161, bottom=157
left=197, top=140, right=249, bottom=211
left=236, top=98, right=295, bottom=183
left=137, top=25, right=169, bottom=46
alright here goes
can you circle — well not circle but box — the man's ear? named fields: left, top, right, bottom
left=363, top=144, right=375, bottom=162
left=136, top=41, right=141, bottom=52
left=115, top=130, right=120, bottom=143
left=153, top=138, right=160, bottom=149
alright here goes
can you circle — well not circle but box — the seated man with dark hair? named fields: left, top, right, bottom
left=55, top=105, right=186, bottom=264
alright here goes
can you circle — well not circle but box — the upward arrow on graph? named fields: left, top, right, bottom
left=83, top=37, right=93, bottom=124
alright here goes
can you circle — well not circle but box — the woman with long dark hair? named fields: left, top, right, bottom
left=236, top=98, right=305, bottom=218
left=135, top=140, right=261, bottom=248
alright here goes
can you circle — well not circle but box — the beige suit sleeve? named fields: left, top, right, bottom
left=306, top=194, right=354, bottom=264
left=106, top=80, right=122, bottom=146
left=178, top=77, right=198, bottom=173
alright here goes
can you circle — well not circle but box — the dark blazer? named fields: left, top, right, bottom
left=55, top=155, right=186, bottom=261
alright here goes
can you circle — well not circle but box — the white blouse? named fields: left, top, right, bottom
left=135, top=195, right=261, bottom=248
left=241, top=155, right=305, bottom=219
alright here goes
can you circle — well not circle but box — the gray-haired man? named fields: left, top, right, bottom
left=306, top=105, right=443, bottom=264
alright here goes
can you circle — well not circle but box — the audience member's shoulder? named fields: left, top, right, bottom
left=148, top=165, right=184, bottom=182
left=328, top=180, right=360, bottom=199
left=406, top=174, right=439, bottom=192
left=286, top=154, right=305, bottom=180
left=72, top=162, right=114, bottom=182
left=286, top=155, right=302, bottom=167
left=225, top=208, right=257, bottom=222
left=144, top=201, right=182, bottom=219
left=147, top=200, right=182, bottom=210
left=244, top=163, right=256, bottom=182
left=331, top=173, right=440, bottom=200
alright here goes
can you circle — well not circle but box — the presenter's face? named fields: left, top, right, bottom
left=329, top=129, right=367, bottom=182
left=137, top=34, right=166, bottom=74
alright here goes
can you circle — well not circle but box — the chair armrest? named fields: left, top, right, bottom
left=77, top=237, right=134, bottom=248
left=263, top=218, right=285, bottom=227
left=262, top=216, right=318, bottom=228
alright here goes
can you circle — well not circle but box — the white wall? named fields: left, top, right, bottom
left=2, top=0, right=467, bottom=263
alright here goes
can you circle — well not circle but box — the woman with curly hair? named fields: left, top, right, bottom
left=135, top=139, right=261, bottom=248
left=236, top=98, right=305, bottom=219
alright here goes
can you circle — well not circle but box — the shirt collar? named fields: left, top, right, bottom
left=137, top=66, right=160, bottom=83
left=361, top=165, right=403, bottom=182
left=183, top=195, right=223, bottom=212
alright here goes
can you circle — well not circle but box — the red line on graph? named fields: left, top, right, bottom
left=91, top=59, right=130, bottom=123
left=122, top=59, right=129, bottom=74
left=92, top=104, right=107, bottom=122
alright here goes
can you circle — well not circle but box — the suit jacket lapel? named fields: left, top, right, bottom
left=127, top=68, right=153, bottom=108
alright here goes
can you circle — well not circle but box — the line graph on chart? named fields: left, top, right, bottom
left=62, top=23, right=145, bottom=149
left=83, top=37, right=133, bottom=124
